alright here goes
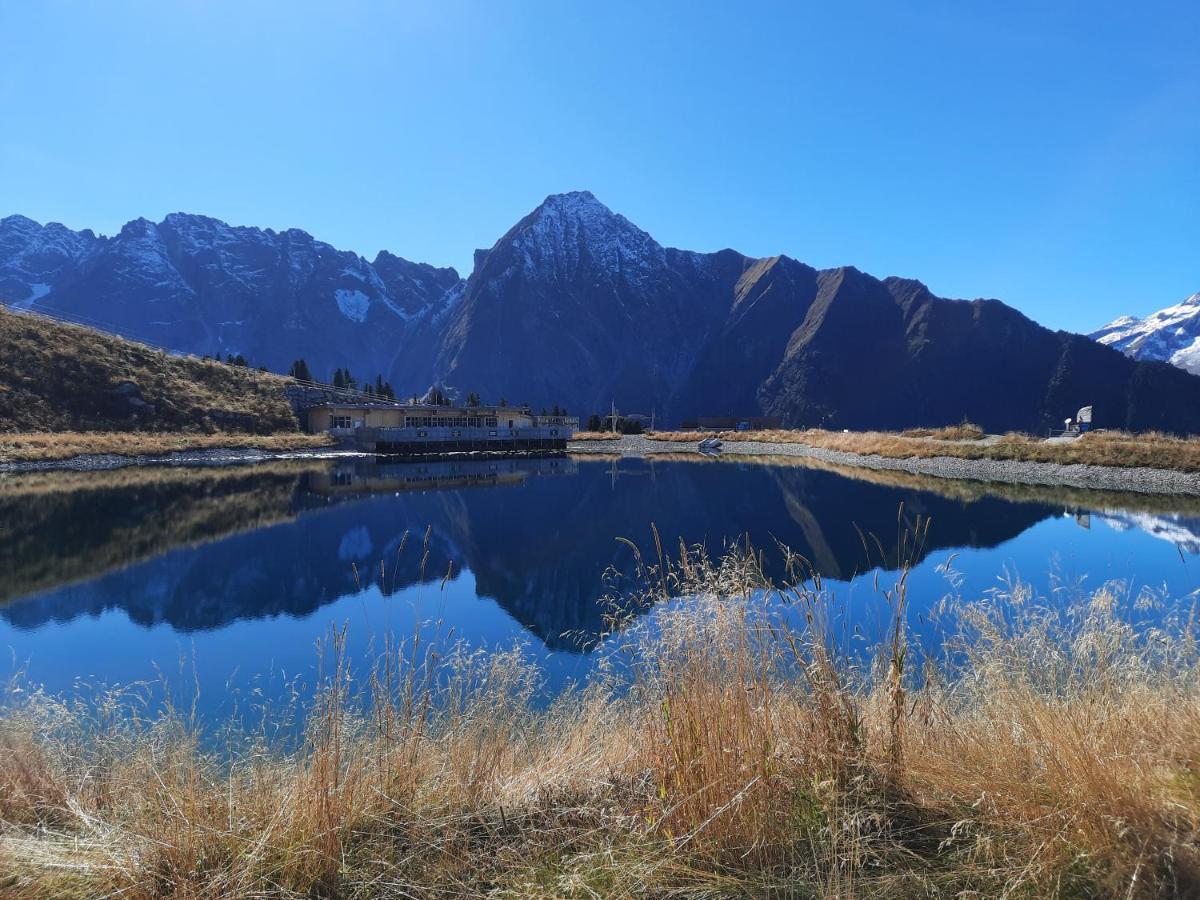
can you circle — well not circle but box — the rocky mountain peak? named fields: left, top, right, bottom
left=0, top=214, right=41, bottom=234
left=1091, top=291, right=1200, bottom=374
left=497, top=191, right=665, bottom=284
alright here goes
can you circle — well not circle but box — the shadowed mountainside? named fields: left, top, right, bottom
left=7, top=196, right=1200, bottom=433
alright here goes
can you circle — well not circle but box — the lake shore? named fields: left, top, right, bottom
left=0, top=432, right=343, bottom=473
left=569, top=433, right=1200, bottom=496
left=8, top=428, right=1199, bottom=497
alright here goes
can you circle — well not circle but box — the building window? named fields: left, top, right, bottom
left=331, top=415, right=353, bottom=429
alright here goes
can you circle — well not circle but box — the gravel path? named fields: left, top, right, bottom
left=568, top=436, right=1200, bottom=497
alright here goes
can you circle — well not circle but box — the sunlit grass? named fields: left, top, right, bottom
left=0, top=431, right=334, bottom=463
left=647, top=427, right=1200, bottom=472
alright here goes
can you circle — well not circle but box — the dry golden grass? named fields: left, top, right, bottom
left=648, top=427, right=1200, bottom=473
left=0, top=538, right=1197, bottom=897
left=899, top=421, right=985, bottom=440
left=569, top=430, right=623, bottom=441
left=0, top=307, right=303, bottom=434
left=0, top=431, right=333, bottom=463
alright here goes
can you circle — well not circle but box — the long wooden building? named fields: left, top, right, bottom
left=304, top=401, right=578, bottom=454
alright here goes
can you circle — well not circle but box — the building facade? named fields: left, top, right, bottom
left=304, top=402, right=577, bottom=453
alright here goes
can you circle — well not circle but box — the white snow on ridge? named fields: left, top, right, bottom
left=334, top=288, right=371, bottom=322
left=11, top=282, right=50, bottom=309
left=1091, top=291, right=1200, bottom=373
left=515, top=191, right=668, bottom=285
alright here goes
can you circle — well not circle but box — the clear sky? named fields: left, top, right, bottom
left=1, top=0, right=1196, bottom=332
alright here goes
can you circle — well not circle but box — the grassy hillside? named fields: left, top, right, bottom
left=0, top=308, right=301, bottom=434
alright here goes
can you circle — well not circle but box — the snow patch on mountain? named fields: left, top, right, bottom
left=1091, top=292, right=1200, bottom=374
left=334, top=288, right=371, bottom=322
left=11, top=282, right=50, bottom=309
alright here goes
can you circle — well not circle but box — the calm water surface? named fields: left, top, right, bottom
left=2, top=454, right=1198, bottom=721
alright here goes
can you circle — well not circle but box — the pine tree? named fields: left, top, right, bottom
left=587, top=413, right=602, bottom=431
left=288, top=359, right=312, bottom=381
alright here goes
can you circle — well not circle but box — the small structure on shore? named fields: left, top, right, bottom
left=304, top=399, right=578, bottom=454
left=1059, top=404, right=1094, bottom=437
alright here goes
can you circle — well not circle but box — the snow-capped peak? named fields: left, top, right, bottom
left=505, top=191, right=666, bottom=282
left=1091, top=291, right=1200, bottom=374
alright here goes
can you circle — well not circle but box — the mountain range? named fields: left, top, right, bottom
left=1091, top=292, right=1200, bottom=375
left=4, top=192, right=1200, bottom=433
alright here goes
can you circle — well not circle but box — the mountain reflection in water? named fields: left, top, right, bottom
left=4, top=455, right=1200, bottom=656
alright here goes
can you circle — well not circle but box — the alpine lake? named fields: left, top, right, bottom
left=2, top=451, right=1198, bottom=728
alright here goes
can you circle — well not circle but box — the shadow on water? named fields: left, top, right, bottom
left=3, top=453, right=1200, bottom=653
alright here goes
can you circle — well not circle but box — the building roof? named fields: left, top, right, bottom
left=309, top=401, right=526, bottom=413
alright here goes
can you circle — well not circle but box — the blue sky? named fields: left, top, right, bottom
left=1, top=0, right=1195, bottom=332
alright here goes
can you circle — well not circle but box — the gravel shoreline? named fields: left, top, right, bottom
left=569, top=435, right=1200, bottom=497
left=0, top=447, right=363, bottom=474
left=8, top=436, right=1199, bottom=497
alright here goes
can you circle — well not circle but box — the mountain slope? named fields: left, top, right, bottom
left=430, top=191, right=742, bottom=414
left=0, top=213, right=463, bottom=385
left=430, top=193, right=1200, bottom=432
left=755, top=275, right=1200, bottom=433
left=1091, top=292, right=1200, bottom=374
left=0, top=306, right=299, bottom=433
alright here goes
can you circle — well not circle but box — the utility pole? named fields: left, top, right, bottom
left=610, top=399, right=616, bottom=433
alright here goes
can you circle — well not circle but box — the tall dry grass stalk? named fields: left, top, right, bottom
left=1, top=527, right=1198, bottom=897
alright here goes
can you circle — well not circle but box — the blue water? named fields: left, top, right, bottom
left=1, top=455, right=1197, bottom=723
